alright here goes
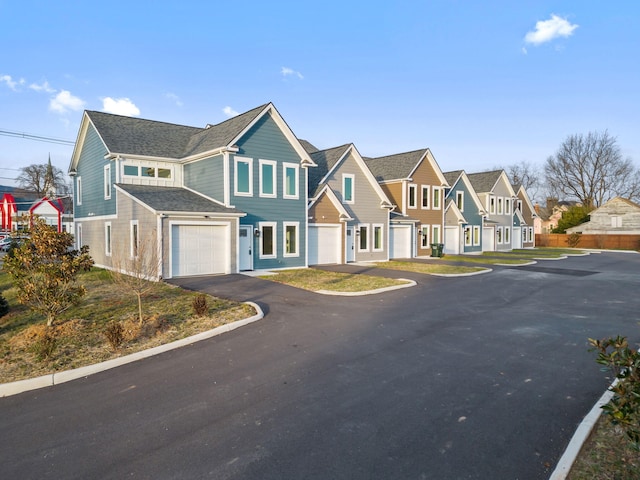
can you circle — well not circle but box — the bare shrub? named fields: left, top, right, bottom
left=192, top=294, right=209, bottom=316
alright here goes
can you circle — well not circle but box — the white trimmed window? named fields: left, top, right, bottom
left=104, top=164, right=112, bottom=200
left=76, top=176, right=82, bottom=206
left=496, top=226, right=503, bottom=244
left=432, top=187, right=442, bottom=210
left=76, top=223, right=83, bottom=248
left=343, top=174, right=355, bottom=204
left=488, top=195, right=495, bottom=215
left=283, top=163, right=299, bottom=199
left=421, top=185, right=430, bottom=209
left=505, top=198, right=511, bottom=215
left=408, top=184, right=417, bottom=209
left=358, top=224, right=369, bottom=252
left=234, top=157, right=253, bottom=196
left=283, top=222, right=299, bottom=257
left=473, top=226, right=481, bottom=246
left=432, top=224, right=441, bottom=244
left=504, top=226, right=510, bottom=244
left=497, top=197, right=503, bottom=215
left=522, top=228, right=527, bottom=243
left=464, top=226, right=472, bottom=246
left=259, top=159, right=277, bottom=198
left=421, top=225, right=430, bottom=248
left=456, top=191, right=464, bottom=211
left=105, top=222, right=112, bottom=256
left=130, top=220, right=139, bottom=258
left=259, top=222, right=276, bottom=259
left=373, top=224, right=383, bottom=252
left=528, top=227, right=534, bottom=242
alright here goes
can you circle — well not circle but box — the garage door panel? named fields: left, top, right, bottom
left=309, top=225, right=341, bottom=265
left=171, top=225, right=228, bottom=277
left=390, top=225, right=411, bottom=259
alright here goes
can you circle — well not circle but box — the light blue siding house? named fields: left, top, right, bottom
left=443, top=170, right=486, bottom=254
left=69, top=103, right=314, bottom=278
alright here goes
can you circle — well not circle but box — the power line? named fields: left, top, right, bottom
left=0, top=129, right=75, bottom=146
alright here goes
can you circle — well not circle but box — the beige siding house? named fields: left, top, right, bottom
left=566, top=197, right=640, bottom=234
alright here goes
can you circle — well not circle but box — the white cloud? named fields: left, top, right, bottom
left=525, top=14, right=578, bottom=46
left=281, top=67, right=304, bottom=79
left=29, top=80, right=56, bottom=93
left=0, top=74, right=25, bottom=91
left=164, top=92, right=183, bottom=107
left=102, top=97, right=140, bottom=116
left=223, top=106, right=239, bottom=117
left=49, top=90, right=85, bottom=114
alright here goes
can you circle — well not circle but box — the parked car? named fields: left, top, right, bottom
left=0, top=236, right=28, bottom=252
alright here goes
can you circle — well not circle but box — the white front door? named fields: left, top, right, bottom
left=239, top=225, right=253, bottom=271
left=346, top=226, right=355, bottom=262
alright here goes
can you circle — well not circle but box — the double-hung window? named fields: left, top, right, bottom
left=283, top=163, right=299, bottom=199
left=283, top=222, right=299, bottom=257
left=497, top=197, right=503, bottom=215
left=473, top=226, right=481, bottom=246
left=456, top=191, right=464, bottom=211
left=432, top=225, right=441, bottom=244
left=342, top=174, right=354, bottom=204
left=259, top=222, right=276, bottom=258
left=259, top=159, right=277, bottom=198
left=421, top=226, right=430, bottom=248
left=421, top=185, right=430, bottom=209
left=505, top=198, right=511, bottom=215
left=432, top=188, right=442, bottom=210
left=496, top=226, right=503, bottom=244
left=358, top=224, right=369, bottom=252
left=76, top=176, right=82, bottom=206
left=234, top=157, right=253, bottom=196
left=372, top=224, right=383, bottom=252
left=408, top=184, right=417, bottom=209
left=105, top=222, right=112, bottom=256
left=504, top=226, right=510, bottom=244
left=104, top=164, right=111, bottom=200
left=488, top=196, right=495, bottom=215
left=464, top=226, right=472, bottom=246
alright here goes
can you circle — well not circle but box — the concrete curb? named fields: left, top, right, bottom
left=429, top=268, right=493, bottom=277
left=317, top=279, right=416, bottom=296
left=495, top=261, right=537, bottom=267
left=0, top=302, right=264, bottom=398
left=548, top=382, right=616, bottom=479
left=534, top=256, right=568, bottom=261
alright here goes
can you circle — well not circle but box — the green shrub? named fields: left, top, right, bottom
left=192, top=293, right=209, bottom=316
left=0, top=292, right=9, bottom=318
left=590, top=336, right=640, bottom=450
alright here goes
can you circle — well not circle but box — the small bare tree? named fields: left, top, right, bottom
left=110, top=232, right=160, bottom=326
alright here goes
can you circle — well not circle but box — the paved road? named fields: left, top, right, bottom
left=1, top=252, right=638, bottom=479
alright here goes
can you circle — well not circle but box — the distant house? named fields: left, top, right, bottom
left=513, top=185, right=537, bottom=248
left=443, top=170, right=486, bottom=254
left=566, top=197, right=640, bottom=234
left=1, top=187, right=43, bottom=232
left=534, top=199, right=579, bottom=234
left=466, top=170, right=516, bottom=251
left=365, top=149, right=449, bottom=258
left=29, top=197, right=73, bottom=233
left=304, top=141, right=393, bottom=265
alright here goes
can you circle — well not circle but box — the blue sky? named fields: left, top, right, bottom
left=1, top=1, right=638, bottom=190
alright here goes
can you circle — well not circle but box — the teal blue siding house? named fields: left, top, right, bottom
left=69, top=103, right=314, bottom=278
left=443, top=171, right=486, bottom=254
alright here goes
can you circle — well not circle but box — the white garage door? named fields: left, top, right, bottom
left=308, top=225, right=341, bottom=265
left=171, top=224, right=228, bottom=277
left=389, top=225, right=412, bottom=259
left=444, top=226, right=459, bottom=255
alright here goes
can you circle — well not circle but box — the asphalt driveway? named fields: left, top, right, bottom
left=1, top=252, right=639, bottom=479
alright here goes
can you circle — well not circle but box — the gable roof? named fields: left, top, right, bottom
left=364, top=148, right=448, bottom=187
left=467, top=170, right=515, bottom=196
left=591, top=196, right=640, bottom=214
left=443, top=170, right=464, bottom=187
left=115, top=184, right=244, bottom=216
left=308, top=184, right=353, bottom=221
left=443, top=170, right=487, bottom=216
left=70, top=103, right=314, bottom=170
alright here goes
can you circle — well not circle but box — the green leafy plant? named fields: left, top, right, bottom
left=589, top=336, right=640, bottom=450
left=192, top=293, right=209, bottom=316
left=0, top=292, right=9, bottom=318
left=2, top=218, right=94, bottom=326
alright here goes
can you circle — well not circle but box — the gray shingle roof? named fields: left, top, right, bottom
left=307, top=144, right=351, bottom=195
left=364, top=149, right=428, bottom=182
left=86, top=104, right=268, bottom=159
left=298, top=139, right=319, bottom=154
left=116, top=184, right=244, bottom=215
left=443, top=170, right=464, bottom=186
left=466, top=170, right=503, bottom=194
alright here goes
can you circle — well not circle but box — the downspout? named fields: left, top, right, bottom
left=157, top=214, right=164, bottom=280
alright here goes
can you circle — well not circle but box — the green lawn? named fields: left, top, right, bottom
left=375, top=261, right=488, bottom=275
left=261, top=268, right=409, bottom=292
left=440, top=255, right=532, bottom=265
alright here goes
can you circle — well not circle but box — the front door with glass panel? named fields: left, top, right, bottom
left=239, top=225, right=253, bottom=271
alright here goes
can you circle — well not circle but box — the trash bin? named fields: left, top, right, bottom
left=431, top=243, right=443, bottom=257
left=437, top=243, right=444, bottom=257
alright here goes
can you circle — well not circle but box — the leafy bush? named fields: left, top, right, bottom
left=192, top=293, right=209, bottom=316
left=0, top=292, right=9, bottom=318
left=589, top=336, right=640, bottom=450
left=104, top=321, right=125, bottom=351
